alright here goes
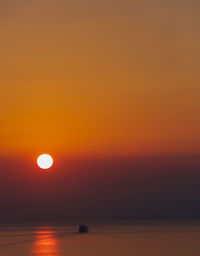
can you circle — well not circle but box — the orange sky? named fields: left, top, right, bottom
left=0, top=0, right=200, bottom=156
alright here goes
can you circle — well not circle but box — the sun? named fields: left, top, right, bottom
left=37, top=154, right=53, bottom=169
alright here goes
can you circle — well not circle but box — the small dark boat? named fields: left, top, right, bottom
left=79, top=224, right=89, bottom=233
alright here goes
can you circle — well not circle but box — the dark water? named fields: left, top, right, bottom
left=1, top=224, right=200, bottom=255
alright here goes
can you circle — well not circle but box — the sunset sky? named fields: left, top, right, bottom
left=0, top=0, right=200, bottom=221
left=1, top=0, right=199, bottom=157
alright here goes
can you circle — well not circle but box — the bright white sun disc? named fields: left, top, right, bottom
left=37, top=154, right=53, bottom=169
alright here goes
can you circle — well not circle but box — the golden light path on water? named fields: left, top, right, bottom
left=31, top=227, right=60, bottom=256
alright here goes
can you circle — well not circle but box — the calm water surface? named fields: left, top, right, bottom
left=1, top=224, right=200, bottom=255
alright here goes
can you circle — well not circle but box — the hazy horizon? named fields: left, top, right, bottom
left=0, top=154, right=199, bottom=222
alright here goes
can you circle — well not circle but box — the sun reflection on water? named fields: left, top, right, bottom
left=31, top=227, right=60, bottom=256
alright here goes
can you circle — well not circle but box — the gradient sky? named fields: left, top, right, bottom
left=0, top=1, right=200, bottom=221
left=0, top=0, right=200, bottom=156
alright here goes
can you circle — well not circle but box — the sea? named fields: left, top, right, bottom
left=0, top=222, right=200, bottom=255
